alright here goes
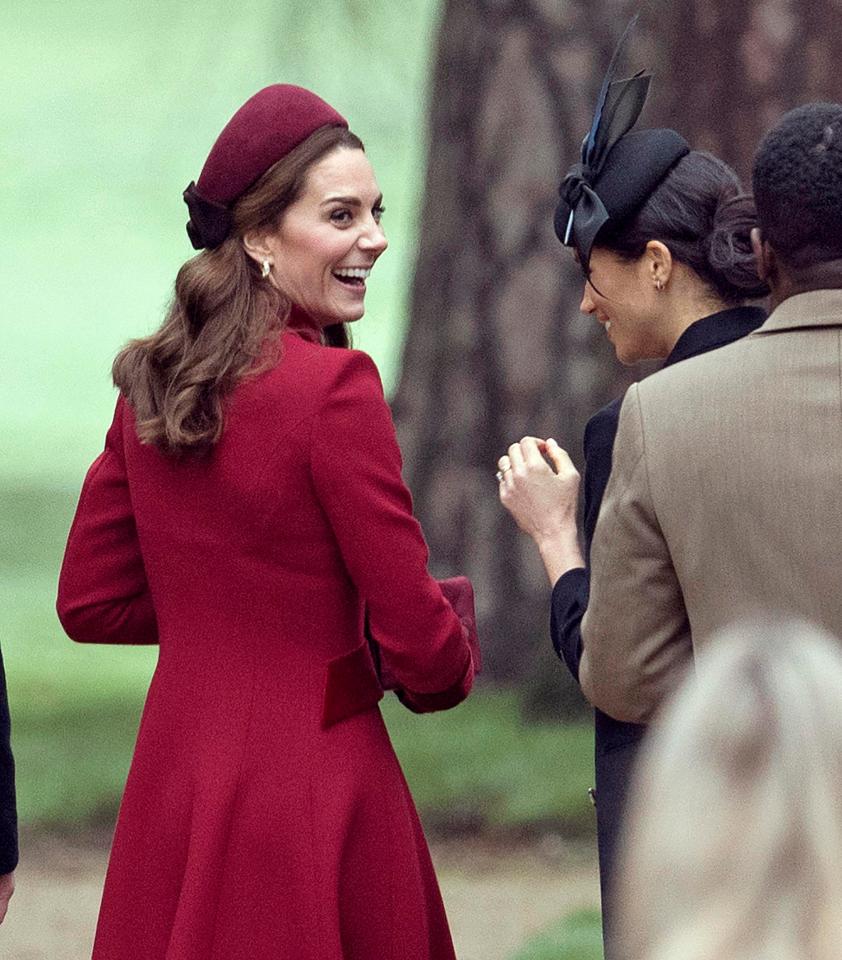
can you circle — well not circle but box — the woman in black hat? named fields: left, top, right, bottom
left=496, top=58, right=768, bottom=954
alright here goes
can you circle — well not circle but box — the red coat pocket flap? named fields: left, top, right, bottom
left=322, top=642, right=384, bottom=730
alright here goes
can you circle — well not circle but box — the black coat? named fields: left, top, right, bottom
left=550, top=306, right=766, bottom=949
left=0, top=645, right=17, bottom=875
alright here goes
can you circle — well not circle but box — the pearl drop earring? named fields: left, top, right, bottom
left=261, top=260, right=272, bottom=280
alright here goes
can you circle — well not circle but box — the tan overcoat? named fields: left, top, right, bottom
left=580, top=289, right=842, bottom=723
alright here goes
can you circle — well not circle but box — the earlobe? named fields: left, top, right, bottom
left=749, top=227, right=778, bottom=283
left=646, top=240, right=673, bottom=288
left=242, top=230, right=272, bottom=266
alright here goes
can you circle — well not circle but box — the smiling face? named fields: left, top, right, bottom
left=258, top=147, right=387, bottom=325
left=579, top=245, right=672, bottom=365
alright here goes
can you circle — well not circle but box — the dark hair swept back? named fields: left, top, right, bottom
left=596, top=151, right=769, bottom=303
left=113, top=125, right=364, bottom=456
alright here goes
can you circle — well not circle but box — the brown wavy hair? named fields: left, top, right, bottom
left=113, top=125, right=364, bottom=456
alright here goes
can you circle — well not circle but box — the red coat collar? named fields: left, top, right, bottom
left=285, top=304, right=324, bottom=343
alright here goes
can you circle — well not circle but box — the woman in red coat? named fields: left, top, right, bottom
left=57, top=84, right=476, bottom=960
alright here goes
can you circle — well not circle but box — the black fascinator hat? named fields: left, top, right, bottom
left=555, top=16, right=690, bottom=271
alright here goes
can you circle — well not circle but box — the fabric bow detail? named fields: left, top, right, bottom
left=559, top=162, right=591, bottom=209
left=558, top=163, right=610, bottom=248
left=554, top=15, right=651, bottom=267
left=183, top=181, right=233, bottom=250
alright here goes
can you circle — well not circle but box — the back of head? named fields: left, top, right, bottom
left=599, top=150, right=769, bottom=303
left=617, top=620, right=842, bottom=960
left=753, top=102, right=842, bottom=268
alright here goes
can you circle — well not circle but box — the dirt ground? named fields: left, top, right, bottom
left=1, top=830, right=599, bottom=960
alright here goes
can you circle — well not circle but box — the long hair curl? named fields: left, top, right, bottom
left=113, top=125, right=363, bottom=456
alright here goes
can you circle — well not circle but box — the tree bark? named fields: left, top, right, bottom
left=649, top=0, right=842, bottom=182
left=394, top=0, right=842, bottom=689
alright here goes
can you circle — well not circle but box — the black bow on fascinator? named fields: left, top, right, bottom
left=183, top=181, right=234, bottom=251
left=554, top=15, right=690, bottom=270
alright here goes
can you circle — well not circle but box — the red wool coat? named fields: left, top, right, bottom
left=57, top=318, right=475, bottom=960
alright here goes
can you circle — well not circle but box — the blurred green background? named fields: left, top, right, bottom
left=2, top=1, right=598, bottom=955
left=2, top=0, right=441, bottom=484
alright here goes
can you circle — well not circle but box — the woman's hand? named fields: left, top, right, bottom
left=497, top=437, right=585, bottom=584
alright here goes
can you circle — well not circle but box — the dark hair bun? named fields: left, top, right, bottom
left=598, top=151, right=769, bottom=303
left=705, top=192, right=769, bottom=299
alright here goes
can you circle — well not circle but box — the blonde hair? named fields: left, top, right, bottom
left=617, top=620, right=842, bottom=960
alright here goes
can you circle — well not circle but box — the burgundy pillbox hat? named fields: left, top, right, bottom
left=183, top=84, right=348, bottom=250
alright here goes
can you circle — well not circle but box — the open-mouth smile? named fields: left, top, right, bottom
left=333, top=267, right=372, bottom=287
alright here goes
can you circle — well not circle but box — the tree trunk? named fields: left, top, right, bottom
left=649, top=0, right=842, bottom=182
left=394, top=0, right=842, bottom=691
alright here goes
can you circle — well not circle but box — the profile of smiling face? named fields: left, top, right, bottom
left=574, top=151, right=771, bottom=366
left=244, top=146, right=387, bottom=325
left=579, top=242, right=679, bottom=365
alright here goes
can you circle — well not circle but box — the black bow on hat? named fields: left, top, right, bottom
left=554, top=16, right=690, bottom=270
left=183, top=182, right=234, bottom=251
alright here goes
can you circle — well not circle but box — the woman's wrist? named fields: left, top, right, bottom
left=535, top=525, right=585, bottom=585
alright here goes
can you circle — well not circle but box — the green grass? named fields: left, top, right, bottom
left=3, top=484, right=595, bottom=831
left=385, top=694, right=594, bottom=835
left=8, top=604, right=594, bottom=832
left=3, top=572, right=157, bottom=825
left=1, top=0, right=599, bottom=836
left=3, top=483, right=162, bottom=824
left=508, top=910, right=604, bottom=960
left=4, top=483, right=600, bottom=960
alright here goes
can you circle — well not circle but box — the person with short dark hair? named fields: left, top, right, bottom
left=752, top=102, right=842, bottom=268
left=496, top=46, right=765, bottom=952
left=577, top=101, right=842, bottom=728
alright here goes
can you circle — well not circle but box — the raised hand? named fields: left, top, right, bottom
left=497, top=437, right=584, bottom=584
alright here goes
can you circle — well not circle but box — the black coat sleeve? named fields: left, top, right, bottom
left=550, top=399, right=622, bottom=681
left=551, top=568, right=589, bottom=680
left=0, top=646, right=18, bottom=874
